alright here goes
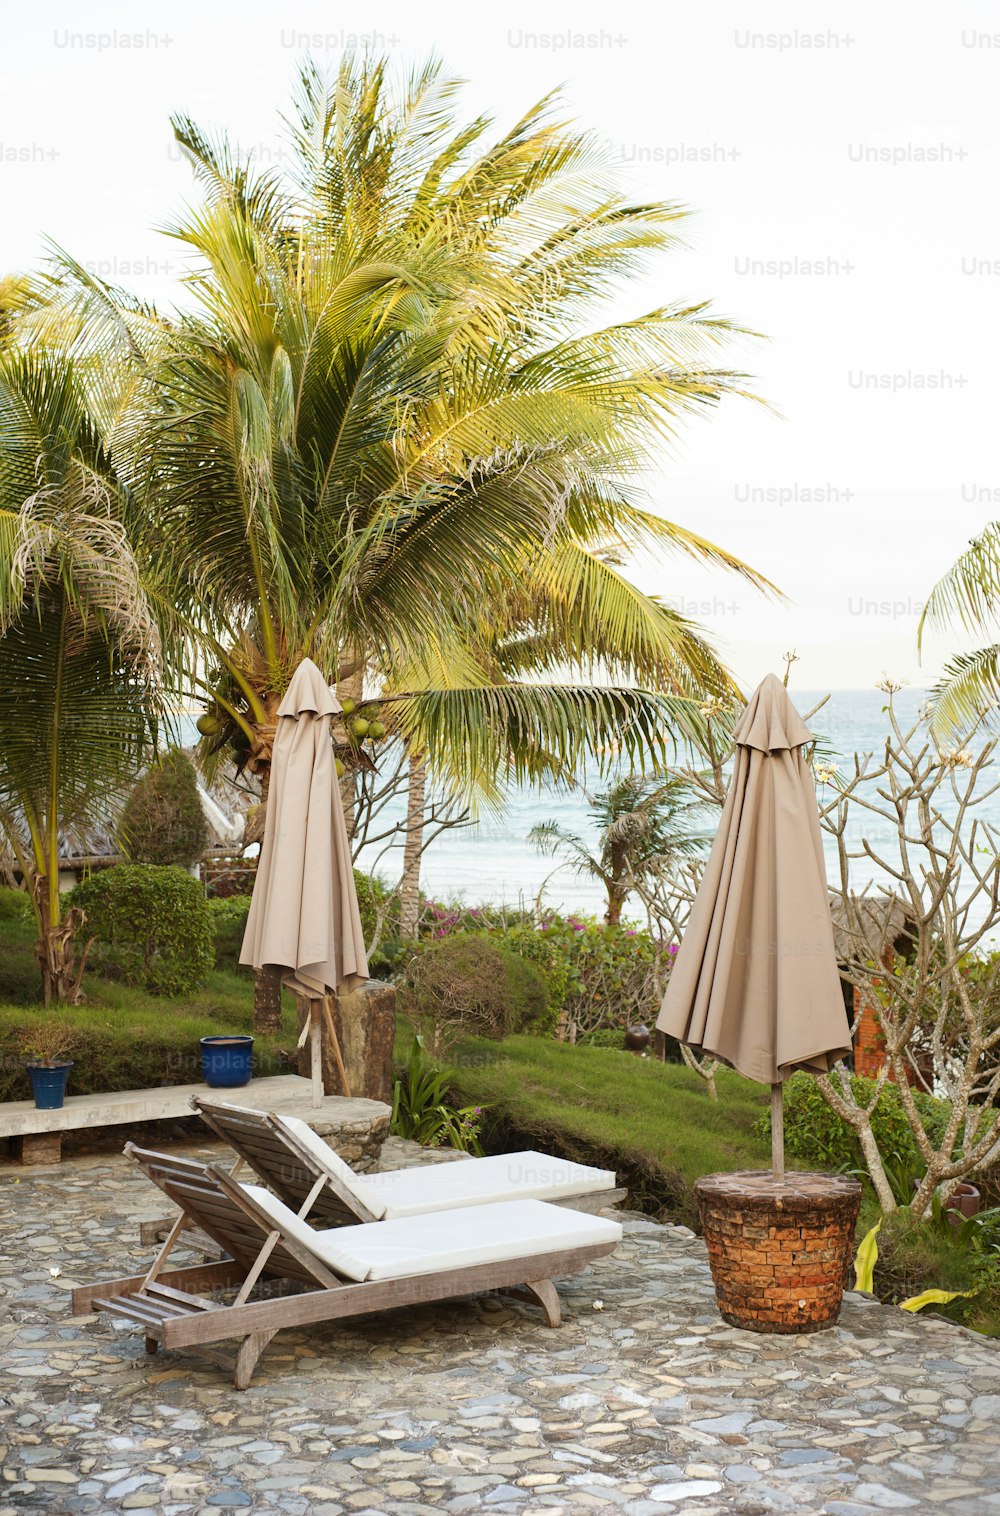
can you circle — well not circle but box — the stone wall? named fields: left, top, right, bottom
left=309, top=1100, right=391, bottom=1173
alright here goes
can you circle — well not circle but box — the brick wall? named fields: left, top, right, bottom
left=853, top=985, right=886, bottom=1079
left=852, top=982, right=931, bottom=1091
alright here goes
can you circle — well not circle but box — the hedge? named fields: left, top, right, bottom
left=71, top=864, right=214, bottom=996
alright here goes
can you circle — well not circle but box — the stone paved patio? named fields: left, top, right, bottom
left=2, top=1140, right=1000, bottom=1516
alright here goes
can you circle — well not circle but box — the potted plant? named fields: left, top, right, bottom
left=21, top=1022, right=78, bottom=1109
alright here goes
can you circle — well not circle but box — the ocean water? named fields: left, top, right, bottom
left=180, top=687, right=997, bottom=920
left=355, top=686, right=990, bottom=918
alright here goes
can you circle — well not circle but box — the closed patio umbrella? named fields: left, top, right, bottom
left=241, top=657, right=369, bottom=1105
left=656, top=672, right=851, bottom=1176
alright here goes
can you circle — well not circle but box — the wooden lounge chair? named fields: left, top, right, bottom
left=187, top=1097, right=626, bottom=1226
left=74, top=1143, right=622, bottom=1388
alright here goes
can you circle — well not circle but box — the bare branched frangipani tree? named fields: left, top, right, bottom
left=816, top=683, right=1000, bottom=1215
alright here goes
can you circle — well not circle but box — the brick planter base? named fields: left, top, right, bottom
left=695, top=1171, right=862, bottom=1334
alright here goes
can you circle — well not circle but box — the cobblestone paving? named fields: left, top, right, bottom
left=2, top=1141, right=1000, bottom=1515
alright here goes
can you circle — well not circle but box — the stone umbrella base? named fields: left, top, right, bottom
left=695, top=1171, right=862, bottom=1334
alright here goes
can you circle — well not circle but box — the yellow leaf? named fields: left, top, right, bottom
left=853, top=1221, right=881, bottom=1292
left=899, top=1288, right=976, bottom=1313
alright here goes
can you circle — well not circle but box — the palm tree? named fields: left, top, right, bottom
left=44, top=56, right=775, bottom=1023
left=530, top=774, right=710, bottom=925
left=0, top=348, right=161, bottom=1003
left=919, top=526, right=1000, bottom=733
left=390, top=546, right=745, bottom=935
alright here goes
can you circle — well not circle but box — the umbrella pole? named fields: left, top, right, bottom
left=771, top=1082, right=785, bottom=1182
left=310, top=1003, right=323, bottom=1108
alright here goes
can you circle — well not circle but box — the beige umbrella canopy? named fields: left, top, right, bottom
left=241, top=657, right=369, bottom=1102
left=657, top=673, right=851, bottom=1174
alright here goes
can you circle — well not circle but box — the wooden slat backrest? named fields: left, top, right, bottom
left=124, top=1144, right=341, bottom=1289
left=191, top=1099, right=371, bottom=1224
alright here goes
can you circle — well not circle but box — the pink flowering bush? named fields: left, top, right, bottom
left=405, top=899, right=675, bottom=1041
left=498, top=914, right=673, bottom=1038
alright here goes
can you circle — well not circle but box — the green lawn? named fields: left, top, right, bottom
left=447, top=1033, right=773, bottom=1225
left=0, top=908, right=299, bottom=1102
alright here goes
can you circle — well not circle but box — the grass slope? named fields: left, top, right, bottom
left=449, top=1033, right=773, bottom=1224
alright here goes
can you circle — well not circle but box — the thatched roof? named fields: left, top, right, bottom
left=830, top=893, right=918, bottom=966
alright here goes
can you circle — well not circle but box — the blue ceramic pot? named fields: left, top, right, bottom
left=200, top=1035, right=254, bottom=1088
left=26, top=1062, right=73, bottom=1110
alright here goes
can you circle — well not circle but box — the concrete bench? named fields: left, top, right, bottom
left=0, top=1075, right=391, bottom=1166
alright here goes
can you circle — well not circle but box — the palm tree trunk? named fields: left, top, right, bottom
left=605, top=851, right=628, bottom=926
left=337, top=656, right=364, bottom=840
left=250, top=705, right=284, bottom=1033
left=400, top=754, right=426, bottom=939
left=605, top=887, right=626, bottom=926
left=253, top=965, right=284, bottom=1032
left=32, top=876, right=90, bottom=1006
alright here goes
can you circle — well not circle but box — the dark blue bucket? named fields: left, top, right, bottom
left=26, top=1062, right=73, bottom=1110
left=200, top=1035, right=254, bottom=1088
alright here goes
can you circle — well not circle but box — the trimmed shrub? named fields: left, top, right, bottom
left=207, top=895, right=252, bottom=973
left=403, top=931, right=548, bottom=1049
left=71, top=864, right=214, bottom=996
left=121, top=750, right=208, bottom=868
left=202, top=856, right=257, bottom=899
left=0, top=1004, right=296, bottom=1102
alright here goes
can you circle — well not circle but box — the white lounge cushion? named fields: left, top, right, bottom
left=275, top=1114, right=387, bottom=1219
left=241, top=1186, right=622, bottom=1284
left=363, top=1150, right=616, bottom=1220
left=274, top=1121, right=614, bottom=1222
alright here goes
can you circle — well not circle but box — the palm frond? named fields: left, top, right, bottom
left=925, top=647, right=1000, bottom=737
left=11, top=54, right=772, bottom=828
left=919, top=523, right=1000, bottom=647
left=390, top=682, right=708, bottom=805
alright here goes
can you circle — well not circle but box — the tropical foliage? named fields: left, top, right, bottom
left=391, top=1034, right=485, bottom=1153
left=135, top=57, right=771, bottom=791
left=0, top=348, right=161, bottom=1002
left=54, top=73, right=767, bottom=759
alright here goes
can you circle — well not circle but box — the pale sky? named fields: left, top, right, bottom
left=3, top=0, right=998, bottom=691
